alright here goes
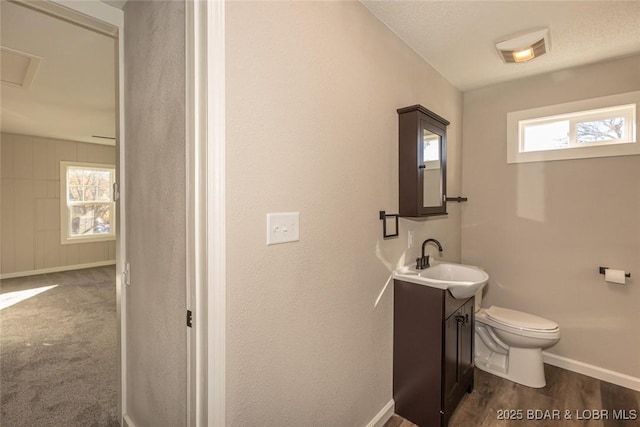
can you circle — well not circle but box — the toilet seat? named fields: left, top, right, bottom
left=486, top=306, right=559, bottom=332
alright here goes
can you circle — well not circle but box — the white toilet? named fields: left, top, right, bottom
left=474, top=292, right=560, bottom=388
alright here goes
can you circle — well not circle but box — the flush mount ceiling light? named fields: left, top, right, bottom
left=496, top=28, right=549, bottom=64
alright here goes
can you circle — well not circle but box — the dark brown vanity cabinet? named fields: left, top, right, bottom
left=398, top=105, right=449, bottom=217
left=393, top=280, right=474, bottom=427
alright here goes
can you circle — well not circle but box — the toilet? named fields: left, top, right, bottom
left=474, top=292, right=560, bottom=388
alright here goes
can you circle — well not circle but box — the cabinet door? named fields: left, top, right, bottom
left=443, top=311, right=460, bottom=405
left=419, top=119, right=447, bottom=214
left=443, top=299, right=474, bottom=415
left=459, top=299, right=474, bottom=379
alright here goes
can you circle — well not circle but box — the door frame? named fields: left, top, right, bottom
left=24, top=1, right=227, bottom=426
left=186, top=1, right=226, bottom=426
left=39, top=0, right=128, bottom=423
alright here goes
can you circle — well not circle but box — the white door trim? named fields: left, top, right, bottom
left=186, top=1, right=226, bottom=426
left=185, top=1, right=201, bottom=425
left=207, top=1, right=226, bottom=425
left=45, top=0, right=128, bottom=423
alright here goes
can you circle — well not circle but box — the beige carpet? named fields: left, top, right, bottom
left=0, top=266, right=119, bottom=426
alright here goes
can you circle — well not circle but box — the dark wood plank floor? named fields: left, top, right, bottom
left=385, top=365, right=640, bottom=427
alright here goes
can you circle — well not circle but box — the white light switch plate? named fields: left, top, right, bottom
left=266, top=212, right=300, bottom=245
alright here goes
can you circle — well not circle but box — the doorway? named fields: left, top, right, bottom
left=0, top=0, right=125, bottom=424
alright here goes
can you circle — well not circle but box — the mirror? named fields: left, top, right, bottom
left=398, top=104, right=449, bottom=217
left=422, top=129, right=442, bottom=208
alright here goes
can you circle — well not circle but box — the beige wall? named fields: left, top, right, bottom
left=462, top=55, right=640, bottom=378
left=227, top=2, right=462, bottom=425
left=1, top=132, right=115, bottom=276
left=123, top=1, right=187, bottom=425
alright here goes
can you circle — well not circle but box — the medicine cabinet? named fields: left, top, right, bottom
left=398, top=105, right=449, bottom=217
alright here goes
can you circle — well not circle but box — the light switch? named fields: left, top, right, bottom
left=266, top=212, right=300, bottom=245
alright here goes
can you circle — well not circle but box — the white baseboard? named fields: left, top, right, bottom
left=0, top=260, right=116, bottom=280
left=543, top=352, right=640, bottom=392
left=366, top=399, right=395, bottom=427
left=122, top=414, right=136, bottom=427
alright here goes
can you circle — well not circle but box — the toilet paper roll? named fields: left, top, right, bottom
left=605, top=268, right=626, bottom=285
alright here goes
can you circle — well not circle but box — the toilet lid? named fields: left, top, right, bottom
left=486, top=306, right=558, bottom=331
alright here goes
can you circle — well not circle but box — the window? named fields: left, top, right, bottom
left=507, top=91, right=640, bottom=163
left=520, top=105, right=634, bottom=152
left=60, top=161, right=116, bottom=244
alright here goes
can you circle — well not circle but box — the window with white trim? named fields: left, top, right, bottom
left=507, top=91, right=640, bottom=163
left=60, top=161, right=116, bottom=244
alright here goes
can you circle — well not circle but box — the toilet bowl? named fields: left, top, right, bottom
left=474, top=303, right=560, bottom=388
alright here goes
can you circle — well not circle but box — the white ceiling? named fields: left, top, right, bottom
left=100, top=0, right=127, bottom=10
left=0, top=1, right=115, bottom=144
left=361, top=1, right=640, bottom=92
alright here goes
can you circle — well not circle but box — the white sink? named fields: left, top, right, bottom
left=393, top=261, right=489, bottom=299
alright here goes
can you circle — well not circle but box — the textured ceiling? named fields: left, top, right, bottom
left=361, top=1, right=640, bottom=91
left=0, top=1, right=115, bottom=144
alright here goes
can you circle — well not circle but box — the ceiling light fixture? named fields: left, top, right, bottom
left=496, top=28, right=549, bottom=64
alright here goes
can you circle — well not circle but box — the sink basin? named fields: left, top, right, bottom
left=393, top=261, right=489, bottom=299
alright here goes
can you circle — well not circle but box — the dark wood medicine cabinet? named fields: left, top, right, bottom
left=398, top=105, right=449, bottom=217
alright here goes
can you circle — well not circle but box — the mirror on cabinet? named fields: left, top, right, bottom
left=422, top=128, right=442, bottom=207
left=398, top=105, right=449, bottom=217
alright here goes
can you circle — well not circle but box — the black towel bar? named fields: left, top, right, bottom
left=445, top=196, right=468, bottom=203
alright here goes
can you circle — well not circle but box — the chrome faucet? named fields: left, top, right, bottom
left=416, top=238, right=443, bottom=270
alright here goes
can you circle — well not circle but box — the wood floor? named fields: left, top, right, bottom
left=385, top=365, right=640, bottom=427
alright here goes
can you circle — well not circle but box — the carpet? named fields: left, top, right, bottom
left=0, top=266, right=119, bottom=426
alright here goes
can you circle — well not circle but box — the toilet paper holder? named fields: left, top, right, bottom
left=599, top=266, right=631, bottom=278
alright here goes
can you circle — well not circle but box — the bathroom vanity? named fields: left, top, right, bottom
left=393, top=279, right=475, bottom=427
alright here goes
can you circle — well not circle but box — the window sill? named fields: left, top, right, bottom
left=61, top=235, right=116, bottom=245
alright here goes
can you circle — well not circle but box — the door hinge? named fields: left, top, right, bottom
left=113, top=182, right=120, bottom=201
left=187, top=310, right=193, bottom=328
left=122, top=262, right=131, bottom=286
